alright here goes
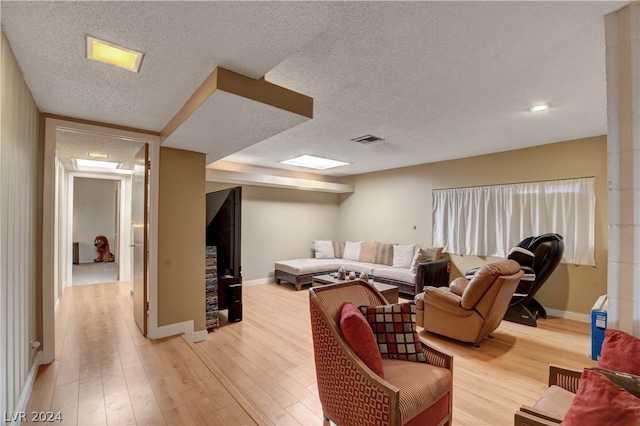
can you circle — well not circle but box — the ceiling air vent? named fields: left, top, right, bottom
left=350, top=134, right=384, bottom=144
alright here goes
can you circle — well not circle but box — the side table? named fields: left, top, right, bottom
left=312, top=274, right=399, bottom=304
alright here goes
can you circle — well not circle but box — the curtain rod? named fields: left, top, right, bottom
left=434, top=176, right=595, bottom=191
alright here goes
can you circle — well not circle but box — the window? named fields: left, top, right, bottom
left=432, top=177, right=595, bottom=265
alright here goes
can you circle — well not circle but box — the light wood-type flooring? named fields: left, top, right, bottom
left=72, top=262, right=117, bottom=285
left=25, top=280, right=596, bottom=425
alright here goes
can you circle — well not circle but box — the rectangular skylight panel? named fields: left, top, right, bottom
left=280, top=155, right=349, bottom=170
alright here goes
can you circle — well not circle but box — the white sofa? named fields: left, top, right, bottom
left=274, top=240, right=450, bottom=296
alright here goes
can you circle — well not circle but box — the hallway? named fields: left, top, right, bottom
left=24, top=282, right=260, bottom=425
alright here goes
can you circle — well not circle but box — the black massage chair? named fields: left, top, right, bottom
left=465, top=233, right=564, bottom=327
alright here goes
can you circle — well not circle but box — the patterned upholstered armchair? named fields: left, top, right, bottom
left=309, top=280, right=453, bottom=426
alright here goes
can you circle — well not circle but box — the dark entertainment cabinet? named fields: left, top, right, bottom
left=206, top=187, right=242, bottom=323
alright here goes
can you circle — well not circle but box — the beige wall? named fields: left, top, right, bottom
left=1, top=31, right=41, bottom=414
left=339, top=136, right=608, bottom=315
left=158, top=148, right=205, bottom=330
left=338, top=169, right=432, bottom=245
left=206, top=182, right=340, bottom=281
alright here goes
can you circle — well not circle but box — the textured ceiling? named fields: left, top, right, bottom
left=162, top=89, right=311, bottom=164
left=1, top=1, right=627, bottom=178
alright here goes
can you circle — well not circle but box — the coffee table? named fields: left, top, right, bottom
left=312, top=274, right=399, bottom=304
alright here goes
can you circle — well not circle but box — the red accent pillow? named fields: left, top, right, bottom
left=598, top=329, right=640, bottom=376
left=562, top=369, right=640, bottom=425
left=339, top=302, right=385, bottom=378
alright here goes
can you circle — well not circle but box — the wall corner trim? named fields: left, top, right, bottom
left=148, top=320, right=207, bottom=342
left=188, top=329, right=208, bottom=343
left=11, top=351, right=44, bottom=425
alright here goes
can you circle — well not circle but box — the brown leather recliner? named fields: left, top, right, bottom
left=415, top=260, right=523, bottom=346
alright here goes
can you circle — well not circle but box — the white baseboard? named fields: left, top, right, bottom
left=148, top=320, right=208, bottom=343
left=546, top=308, right=590, bottom=323
left=242, top=278, right=274, bottom=287
left=188, top=329, right=208, bottom=342
left=12, top=351, right=43, bottom=426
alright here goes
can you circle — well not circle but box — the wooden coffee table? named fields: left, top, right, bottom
left=312, top=274, right=399, bottom=304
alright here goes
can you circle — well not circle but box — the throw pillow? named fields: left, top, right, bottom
left=343, top=241, right=363, bottom=261
left=313, top=240, right=335, bottom=259
left=340, top=302, right=385, bottom=378
left=332, top=241, right=345, bottom=259
left=410, top=247, right=436, bottom=273
left=562, top=369, right=640, bottom=426
left=587, top=368, right=640, bottom=399
left=392, top=244, right=417, bottom=268
left=431, top=246, right=443, bottom=260
left=598, top=328, right=640, bottom=376
left=359, top=303, right=426, bottom=363
left=358, top=242, right=376, bottom=263
left=373, top=242, right=394, bottom=266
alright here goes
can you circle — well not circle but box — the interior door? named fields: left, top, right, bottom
left=114, top=182, right=120, bottom=281
left=132, top=144, right=149, bottom=335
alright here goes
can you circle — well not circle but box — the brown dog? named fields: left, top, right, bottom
left=94, top=235, right=115, bottom=262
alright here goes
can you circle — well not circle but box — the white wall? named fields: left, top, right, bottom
left=73, top=177, right=118, bottom=263
left=0, top=31, right=41, bottom=419
left=605, top=4, right=640, bottom=336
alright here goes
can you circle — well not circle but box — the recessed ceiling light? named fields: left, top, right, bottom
left=530, top=104, right=549, bottom=112
left=280, top=155, right=349, bottom=170
left=87, top=152, right=109, bottom=159
left=86, top=35, right=144, bottom=72
left=75, top=158, right=122, bottom=170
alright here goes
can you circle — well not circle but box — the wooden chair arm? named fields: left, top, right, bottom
left=513, top=365, right=581, bottom=426
left=514, top=407, right=562, bottom=426
left=548, top=364, right=582, bottom=392
left=420, top=341, right=453, bottom=371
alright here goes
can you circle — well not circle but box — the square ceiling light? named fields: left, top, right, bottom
left=86, top=35, right=144, bottom=72
left=280, top=154, right=349, bottom=170
left=87, top=152, right=109, bottom=159
left=75, top=158, right=122, bottom=170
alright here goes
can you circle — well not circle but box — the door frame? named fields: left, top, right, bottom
left=42, top=117, right=160, bottom=364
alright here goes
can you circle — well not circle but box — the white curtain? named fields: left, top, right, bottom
left=432, top=177, right=595, bottom=266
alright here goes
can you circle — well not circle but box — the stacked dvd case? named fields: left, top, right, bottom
left=205, top=246, right=219, bottom=330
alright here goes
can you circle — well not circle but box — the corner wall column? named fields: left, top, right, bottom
left=605, top=3, right=640, bottom=336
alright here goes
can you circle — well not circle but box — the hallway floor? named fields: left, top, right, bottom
left=72, top=262, right=117, bottom=285
left=24, top=281, right=260, bottom=425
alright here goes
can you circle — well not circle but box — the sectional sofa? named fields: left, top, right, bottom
left=274, top=240, right=450, bottom=296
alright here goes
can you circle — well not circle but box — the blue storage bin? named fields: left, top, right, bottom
left=591, top=295, right=608, bottom=361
